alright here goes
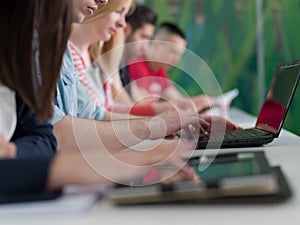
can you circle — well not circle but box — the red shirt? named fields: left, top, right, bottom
left=128, top=55, right=171, bottom=101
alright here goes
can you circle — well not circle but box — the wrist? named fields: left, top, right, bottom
left=147, top=116, right=166, bottom=140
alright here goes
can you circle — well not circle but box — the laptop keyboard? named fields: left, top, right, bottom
left=199, top=129, right=271, bottom=142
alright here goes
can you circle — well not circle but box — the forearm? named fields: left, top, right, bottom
left=161, top=87, right=184, bottom=102
left=46, top=151, right=147, bottom=191
left=103, top=111, right=141, bottom=120
left=46, top=153, right=112, bottom=191
left=47, top=140, right=185, bottom=191
left=152, top=101, right=173, bottom=114
left=113, top=140, right=182, bottom=166
left=54, top=116, right=152, bottom=155
left=46, top=146, right=168, bottom=191
left=94, top=118, right=152, bottom=153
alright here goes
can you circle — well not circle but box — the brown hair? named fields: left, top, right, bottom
left=0, top=0, right=73, bottom=120
left=126, top=4, right=157, bottom=32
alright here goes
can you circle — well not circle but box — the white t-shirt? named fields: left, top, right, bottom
left=0, top=83, right=17, bottom=141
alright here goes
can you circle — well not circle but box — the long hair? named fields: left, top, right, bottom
left=87, top=0, right=136, bottom=63
left=85, top=0, right=136, bottom=22
left=0, top=0, right=73, bottom=120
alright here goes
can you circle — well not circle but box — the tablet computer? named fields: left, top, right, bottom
left=106, top=151, right=291, bottom=205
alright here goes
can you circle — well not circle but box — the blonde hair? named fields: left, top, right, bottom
left=87, top=0, right=136, bottom=63
left=85, top=0, right=135, bottom=22
left=87, top=0, right=136, bottom=105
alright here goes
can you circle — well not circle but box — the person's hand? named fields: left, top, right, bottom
left=152, top=100, right=196, bottom=115
left=0, top=135, right=17, bottom=159
left=201, top=115, right=242, bottom=132
left=192, top=94, right=216, bottom=112
left=121, top=140, right=199, bottom=185
left=161, top=166, right=200, bottom=185
left=174, top=98, right=197, bottom=112
left=141, top=166, right=200, bottom=185
left=147, top=110, right=210, bottom=140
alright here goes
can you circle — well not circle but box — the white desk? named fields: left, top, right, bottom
left=2, top=108, right=300, bottom=225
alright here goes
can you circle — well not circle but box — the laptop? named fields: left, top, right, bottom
left=197, top=59, right=300, bottom=149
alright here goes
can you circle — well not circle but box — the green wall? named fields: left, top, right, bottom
left=144, top=0, right=300, bottom=136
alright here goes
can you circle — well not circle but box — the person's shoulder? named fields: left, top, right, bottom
left=58, top=44, right=78, bottom=84
left=60, top=43, right=77, bottom=75
left=128, top=54, right=148, bottom=65
left=128, top=54, right=150, bottom=72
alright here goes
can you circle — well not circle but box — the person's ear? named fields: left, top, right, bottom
left=124, top=23, right=132, bottom=38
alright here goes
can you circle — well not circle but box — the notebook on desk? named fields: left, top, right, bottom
left=197, top=59, right=300, bottom=149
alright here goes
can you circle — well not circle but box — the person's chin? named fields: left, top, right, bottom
left=74, top=13, right=85, bottom=23
left=104, top=34, right=112, bottom=41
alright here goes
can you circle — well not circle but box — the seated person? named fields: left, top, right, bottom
left=70, top=2, right=184, bottom=117
left=120, top=4, right=158, bottom=96
left=54, top=2, right=239, bottom=156
left=127, top=22, right=214, bottom=113
left=118, top=4, right=181, bottom=116
left=0, top=0, right=198, bottom=197
left=53, top=0, right=205, bottom=154
left=69, top=0, right=136, bottom=115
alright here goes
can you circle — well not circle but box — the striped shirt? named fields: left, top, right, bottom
left=69, top=42, right=113, bottom=110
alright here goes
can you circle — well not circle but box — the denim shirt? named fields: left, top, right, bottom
left=51, top=45, right=106, bottom=124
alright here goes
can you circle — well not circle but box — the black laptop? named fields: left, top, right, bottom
left=197, top=59, right=300, bottom=149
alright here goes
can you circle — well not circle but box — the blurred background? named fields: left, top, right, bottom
left=138, top=0, right=300, bottom=135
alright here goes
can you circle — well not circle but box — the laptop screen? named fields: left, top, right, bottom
left=255, top=60, right=300, bottom=135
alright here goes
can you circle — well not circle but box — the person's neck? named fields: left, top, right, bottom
left=70, top=23, right=96, bottom=67
left=70, top=24, right=91, bottom=52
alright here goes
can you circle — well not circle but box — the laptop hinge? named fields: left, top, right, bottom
left=255, top=123, right=278, bottom=136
